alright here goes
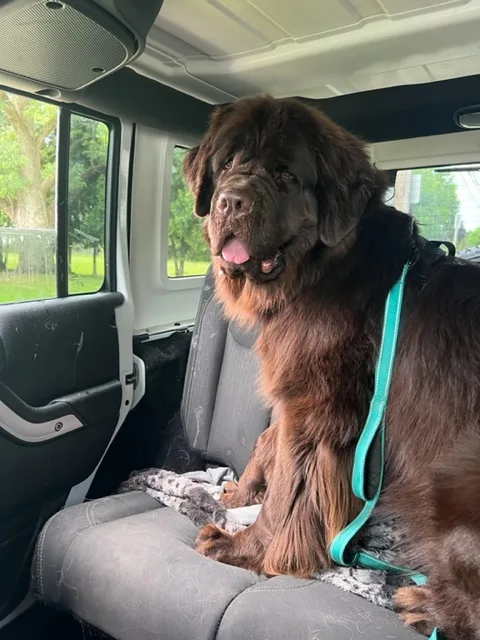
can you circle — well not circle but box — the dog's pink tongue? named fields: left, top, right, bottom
left=221, top=238, right=250, bottom=264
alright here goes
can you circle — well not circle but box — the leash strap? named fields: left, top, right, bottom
left=329, top=261, right=441, bottom=640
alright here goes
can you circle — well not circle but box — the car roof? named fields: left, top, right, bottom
left=131, top=0, right=480, bottom=104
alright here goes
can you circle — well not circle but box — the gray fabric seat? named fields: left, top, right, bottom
left=32, top=269, right=422, bottom=640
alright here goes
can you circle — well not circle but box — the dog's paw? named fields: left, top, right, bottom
left=195, top=524, right=234, bottom=562
left=395, top=586, right=435, bottom=636
left=220, top=481, right=264, bottom=508
left=219, top=481, right=241, bottom=507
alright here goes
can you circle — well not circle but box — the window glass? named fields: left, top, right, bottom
left=167, top=146, right=210, bottom=278
left=0, top=90, right=111, bottom=303
left=0, top=91, right=58, bottom=303
left=387, top=166, right=480, bottom=250
left=68, top=114, right=109, bottom=294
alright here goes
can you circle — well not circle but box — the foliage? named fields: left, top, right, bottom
left=0, top=91, right=57, bottom=229
left=461, top=225, right=480, bottom=250
left=168, top=147, right=209, bottom=277
left=411, top=169, right=460, bottom=242
left=68, top=115, right=109, bottom=276
left=0, top=210, right=11, bottom=227
left=0, top=209, right=12, bottom=271
left=0, top=102, right=27, bottom=203
left=0, top=91, right=108, bottom=281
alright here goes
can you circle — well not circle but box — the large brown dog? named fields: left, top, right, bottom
left=184, top=96, right=480, bottom=639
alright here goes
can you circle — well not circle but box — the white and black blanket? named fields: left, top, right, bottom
left=118, top=467, right=411, bottom=610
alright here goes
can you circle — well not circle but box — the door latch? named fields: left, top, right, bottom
left=125, top=363, right=138, bottom=389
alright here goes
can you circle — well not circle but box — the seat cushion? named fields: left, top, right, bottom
left=32, top=493, right=423, bottom=640
left=32, top=492, right=263, bottom=640
left=217, top=576, right=422, bottom=640
left=181, top=267, right=272, bottom=476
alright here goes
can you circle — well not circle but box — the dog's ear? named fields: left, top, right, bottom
left=313, top=114, right=384, bottom=247
left=184, top=104, right=234, bottom=218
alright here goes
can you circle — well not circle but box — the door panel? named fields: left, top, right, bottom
left=0, top=293, right=122, bottom=408
left=0, top=86, right=132, bottom=622
left=0, top=292, right=124, bottom=515
left=0, top=293, right=125, bottom=618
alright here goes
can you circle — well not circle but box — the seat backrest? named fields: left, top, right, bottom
left=181, top=267, right=272, bottom=475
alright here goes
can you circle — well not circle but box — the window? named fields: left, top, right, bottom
left=0, top=89, right=113, bottom=304
left=167, top=146, right=210, bottom=278
left=387, top=166, right=480, bottom=250
left=67, top=114, right=109, bottom=295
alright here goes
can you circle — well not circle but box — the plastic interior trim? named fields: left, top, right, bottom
left=0, top=400, right=82, bottom=443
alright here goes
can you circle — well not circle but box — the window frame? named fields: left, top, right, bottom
left=0, top=84, right=121, bottom=302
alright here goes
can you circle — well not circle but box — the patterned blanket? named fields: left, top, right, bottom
left=118, top=466, right=411, bottom=610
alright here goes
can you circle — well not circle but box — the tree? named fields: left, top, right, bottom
left=0, top=209, right=12, bottom=272
left=0, top=93, right=108, bottom=279
left=462, top=226, right=480, bottom=249
left=411, top=169, right=460, bottom=242
left=168, top=147, right=209, bottom=276
left=68, top=115, right=108, bottom=277
left=0, top=91, right=57, bottom=273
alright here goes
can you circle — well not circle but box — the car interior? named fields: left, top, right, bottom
left=0, top=1, right=479, bottom=638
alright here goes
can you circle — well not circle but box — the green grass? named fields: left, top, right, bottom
left=0, top=252, right=105, bottom=303
left=0, top=252, right=210, bottom=303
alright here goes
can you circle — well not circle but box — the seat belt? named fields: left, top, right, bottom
left=329, top=259, right=442, bottom=640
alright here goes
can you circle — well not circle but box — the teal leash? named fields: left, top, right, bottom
left=329, top=261, right=441, bottom=640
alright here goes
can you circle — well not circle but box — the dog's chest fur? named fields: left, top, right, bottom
left=256, top=287, right=380, bottom=450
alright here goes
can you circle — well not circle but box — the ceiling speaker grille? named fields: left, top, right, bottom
left=0, top=1, right=129, bottom=90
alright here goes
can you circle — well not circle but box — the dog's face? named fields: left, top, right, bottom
left=185, top=97, right=382, bottom=318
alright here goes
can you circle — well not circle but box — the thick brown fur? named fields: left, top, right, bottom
left=394, top=431, right=480, bottom=639
left=220, top=422, right=277, bottom=508
left=185, top=95, right=480, bottom=638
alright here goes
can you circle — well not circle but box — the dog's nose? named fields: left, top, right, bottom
left=217, top=189, right=252, bottom=215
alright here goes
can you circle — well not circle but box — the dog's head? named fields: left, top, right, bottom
left=185, top=96, right=384, bottom=321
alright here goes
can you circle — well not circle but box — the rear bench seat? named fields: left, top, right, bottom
left=31, top=269, right=421, bottom=640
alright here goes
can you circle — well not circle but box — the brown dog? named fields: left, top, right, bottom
left=185, top=96, right=480, bottom=638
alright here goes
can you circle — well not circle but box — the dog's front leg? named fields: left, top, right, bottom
left=220, top=422, right=278, bottom=508
left=196, top=425, right=357, bottom=577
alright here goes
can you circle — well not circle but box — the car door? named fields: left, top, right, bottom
left=0, top=87, right=134, bottom=621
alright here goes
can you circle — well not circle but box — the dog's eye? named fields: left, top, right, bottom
left=276, top=166, right=295, bottom=181
left=223, top=160, right=233, bottom=171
